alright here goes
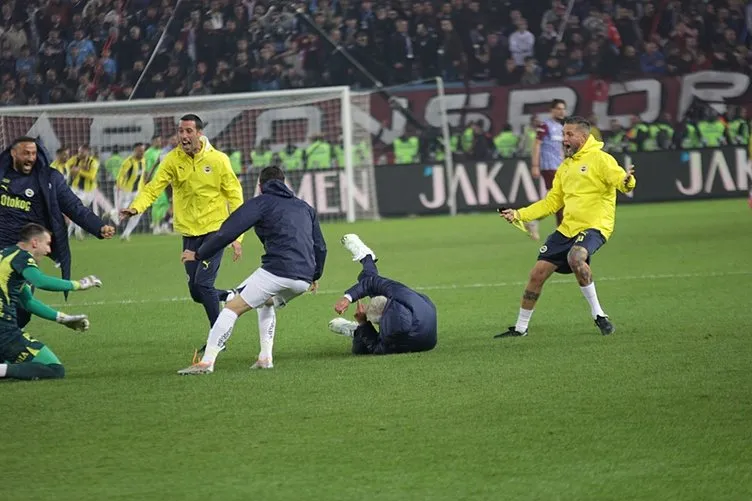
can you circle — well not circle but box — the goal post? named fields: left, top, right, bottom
left=0, top=85, right=378, bottom=228
left=435, top=76, right=456, bottom=217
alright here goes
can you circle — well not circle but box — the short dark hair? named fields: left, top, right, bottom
left=551, top=99, right=566, bottom=109
left=259, top=166, right=285, bottom=185
left=56, top=147, right=68, bottom=154
left=19, top=223, right=50, bottom=242
left=133, top=142, right=145, bottom=149
left=563, top=116, right=591, bottom=133
left=12, top=136, right=37, bottom=148
left=180, top=114, right=204, bottom=130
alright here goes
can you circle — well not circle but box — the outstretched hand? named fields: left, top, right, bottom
left=309, top=281, right=319, bottom=294
left=119, top=208, right=137, bottom=222
left=624, top=165, right=635, bottom=185
left=77, top=275, right=102, bottom=290
left=101, top=225, right=116, bottom=239
left=334, top=296, right=351, bottom=315
left=56, top=313, right=90, bottom=332
left=230, top=241, right=242, bottom=262
left=499, top=208, right=520, bottom=223
left=181, top=250, right=196, bottom=263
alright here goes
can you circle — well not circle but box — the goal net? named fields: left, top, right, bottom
left=0, top=86, right=378, bottom=232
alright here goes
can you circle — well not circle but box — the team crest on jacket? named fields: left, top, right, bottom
left=25, top=188, right=35, bottom=197
left=203, top=166, right=211, bottom=173
left=580, top=165, right=587, bottom=172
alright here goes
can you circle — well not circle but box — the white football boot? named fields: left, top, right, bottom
left=250, top=358, right=274, bottom=370
left=177, top=362, right=214, bottom=375
left=341, top=234, right=376, bottom=262
left=328, top=318, right=358, bottom=338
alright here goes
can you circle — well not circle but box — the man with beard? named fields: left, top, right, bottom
left=0, top=137, right=115, bottom=328
left=497, top=117, right=636, bottom=338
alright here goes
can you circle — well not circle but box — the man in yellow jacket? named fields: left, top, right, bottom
left=120, top=114, right=244, bottom=328
left=115, top=143, right=148, bottom=241
left=65, top=145, right=100, bottom=240
left=497, top=116, right=636, bottom=337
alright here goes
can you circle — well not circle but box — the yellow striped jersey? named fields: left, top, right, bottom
left=116, top=155, right=147, bottom=193
left=50, top=159, right=67, bottom=176
left=65, top=155, right=99, bottom=192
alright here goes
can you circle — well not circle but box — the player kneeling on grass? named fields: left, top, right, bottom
left=0, top=223, right=102, bottom=381
left=329, top=234, right=437, bottom=355
left=497, top=116, right=636, bottom=338
left=178, top=166, right=327, bottom=375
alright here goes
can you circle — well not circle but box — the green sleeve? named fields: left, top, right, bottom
left=19, top=285, right=59, bottom=322
left=22, top=267, right=79, bottom=292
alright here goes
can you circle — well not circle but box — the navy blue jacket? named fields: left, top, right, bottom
left=0, top=144, right=105, bottom=293
left=345, top=276, right=438, bottom=355
left=196, top=179, right=327, bottom=283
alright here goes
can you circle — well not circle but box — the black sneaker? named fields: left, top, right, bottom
left=595, top=315, right=615, bottom=335
left=494, top=327, right=528, bottom=339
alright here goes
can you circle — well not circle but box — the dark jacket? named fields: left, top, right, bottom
left=0, top=144, right=105, bottom=293
left=345, top=275, right=437, bottom=355
left=196, top=179, right=327, bottom=283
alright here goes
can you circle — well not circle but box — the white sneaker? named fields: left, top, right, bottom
left=328, top=318, right=358, bottom=338
left=177, top=362, right=214, bottom=375
left=250, top=358, right=273, bottom=370
left=341, top=234, right=376, bottom=262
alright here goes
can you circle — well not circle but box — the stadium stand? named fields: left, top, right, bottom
left=1, top=0, right=750, bottom=106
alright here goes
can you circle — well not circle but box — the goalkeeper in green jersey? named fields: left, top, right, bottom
left=0, top=223, right=102, bottom=381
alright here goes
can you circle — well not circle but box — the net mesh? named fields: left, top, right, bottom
left=0, top=88, right=378, bottom=232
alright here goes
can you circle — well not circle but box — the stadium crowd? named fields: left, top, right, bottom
left=1, top=0, right=751, bottom=106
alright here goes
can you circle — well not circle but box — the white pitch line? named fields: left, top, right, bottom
left=46, top=270, right=751, bottom=308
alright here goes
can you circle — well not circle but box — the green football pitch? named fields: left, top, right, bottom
left=4, top=199, right=751, bottom=501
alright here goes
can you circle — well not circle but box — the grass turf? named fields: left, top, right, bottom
left=3, top=198, right=752, bottom=500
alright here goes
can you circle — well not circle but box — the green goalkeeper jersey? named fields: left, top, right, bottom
left=144, top=146, right=162, bottom=178
left=0, top=246, right=79, bottom=330
left=0, top=246, right=40, bottom=328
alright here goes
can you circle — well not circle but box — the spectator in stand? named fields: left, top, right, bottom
left=0, top=0, right=750, bottom=112
left=640, top=42, right=667, bottom=74
left=521, top=57, right=540, bottom=85
left=510, top=19, right=535, bottom=66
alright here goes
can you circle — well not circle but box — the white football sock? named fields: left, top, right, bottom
left=580, top=282, right=606, bottom=319
left=201, top=309, right=238, bottom=365
left=257, top=305, right=277, bottom=361
left=515, top=308, right=533, bottom=333
left=0, top=364, right=7, bottom=378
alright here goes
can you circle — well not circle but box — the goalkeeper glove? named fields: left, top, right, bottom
left=74, top=275, right=102, bottom=290
left=56, top=313, right=90, bottom=332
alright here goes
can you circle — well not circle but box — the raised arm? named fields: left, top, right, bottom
left=344, top=274, right=399, bottom=303
left=601, top=155, right=636, bottom=194
left=22, top=267, right=101, bottom=292
left=130, top=160, right=174, bottom=214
